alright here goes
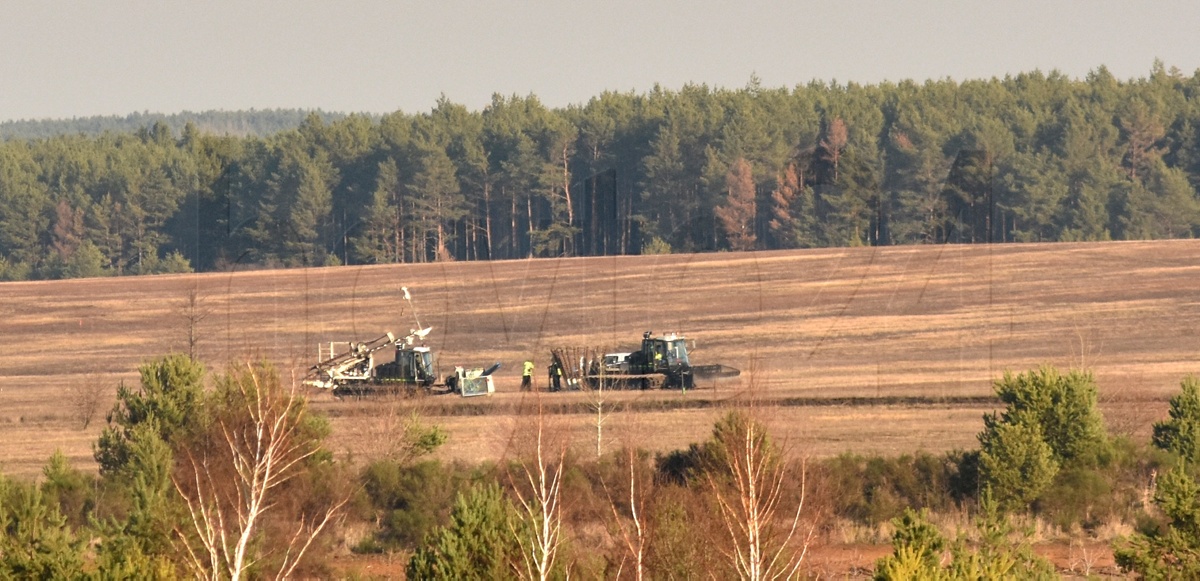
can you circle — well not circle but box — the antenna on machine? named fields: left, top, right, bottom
left=402, top=286, right=422, bottom=331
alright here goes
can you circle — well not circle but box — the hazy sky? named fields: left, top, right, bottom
left=4, top=1, right=1199, bottom=121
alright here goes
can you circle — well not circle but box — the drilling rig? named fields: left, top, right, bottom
left=304, top=287, right=497, bottom=397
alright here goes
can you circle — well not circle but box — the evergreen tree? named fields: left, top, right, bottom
left=976, top=366, right=1110, bottom=511
left=62, top=240, right=108, bottom=279
left=977, top=419, right=1059, bottom=513
left=407, top=483, right=520, bottom=580
left=408, top=145, right=466, bottom=262
left=7, top=66, right=1200, bottom=275
left=988, top=366, right=1110, bottom=466
left=1115, top=465, right=1200, bottom=577
left=353, top=158, right=406, bottom=264
left=94, top=354, right=205, bottom=475
left=0, top=476, right=86, bottom=579
left=1153, top=376, right=1200, bottom=462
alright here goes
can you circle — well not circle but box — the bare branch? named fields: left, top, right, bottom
left=173, top=361, right=348, bottom=581
left=707, top=405, right=813, bottom=580
left=67, top=370, right=107, bottom=429
left=508, top=395, right=568, bottom=581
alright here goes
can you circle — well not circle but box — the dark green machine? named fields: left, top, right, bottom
left=625, top=331, right=695, bottom=389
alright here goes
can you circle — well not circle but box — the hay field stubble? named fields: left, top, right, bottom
left=1, top=240, right=1198, bottom=477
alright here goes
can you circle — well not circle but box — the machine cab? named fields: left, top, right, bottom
left=643, top=333, right=691, bottom=364
left=641, top=332, right=690, bottom=369
left=392, top=345, right=435, bottom=386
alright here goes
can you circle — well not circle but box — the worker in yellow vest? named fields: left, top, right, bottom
left=521, top=360, right=534, bottom=391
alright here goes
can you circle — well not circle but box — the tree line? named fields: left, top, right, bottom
left=0, top=109, right=350, bottom=140
left=3, top=62, right=1200, bottom=280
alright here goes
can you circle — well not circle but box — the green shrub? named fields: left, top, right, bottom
left=0, top=476, right=86, bottom=579
left=874, top=493, right=1055, bottom=580
left=644, top=486, right=724, bottom=580
left=817, top=452, right=965, bottom=526
left=156, top=250, right=193, bottom=274
left=642, top=236, right=672, bottom=255
left=39, top=450, right=94, bottom=530
left=1037, top=466, right=1112, bottom=530
left=0, top=257, right=32, bottom=281
left=63, top=240, right=107, bottom=279
left=655, top=443, right=707, bottom=486
left=360, top=460, right=470, bottom=551
left=874, top=508, right=947, bottom=579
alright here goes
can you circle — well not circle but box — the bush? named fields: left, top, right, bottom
left=1036, top=466, right=1111, bottom=530
left=63, top=240, right=107, bottom=279
left=39, top=451, right=94, bottom=530
left=360, top=459, right=471, bottom=551
left=818, top=452, right=964, bottom=526
left=874, top=493, right=1055, bottom=580
left=0, top=475, right=86, bottom=578
left=642, top=236, right=672, bottom=255
left=156, top=250, right=193, bottom=274
left=644, top=486, right=725, bottom=580
left=655, top=443, right=707, bottom=486
left=873, top=508, right=946, bottom=579
left=0, top=257, right=31, bottom=281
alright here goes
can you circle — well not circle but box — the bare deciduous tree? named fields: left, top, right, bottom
left=509, top=397, right=567, bottom=581
left=173, top=362, right=347, bottom=581
left=708, top=408, right=812, bottom=581
left=604, top=445, right=653, bottom=581
left=177, top=286, right=211, bottom=360
left=578, top=347, right=610, bottom=458
left=68, top=371, right=107, bottom=429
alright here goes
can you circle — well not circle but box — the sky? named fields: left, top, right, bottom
left=3, top=0, right=1200, bottom=122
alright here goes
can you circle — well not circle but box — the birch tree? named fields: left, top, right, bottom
left=605, top=446, right=654, bottom=581
left=508, top=398, right=567, bottom=581
left=707, top=411, right=810, bottom=581
left=172, top=361, right=347, bottom=581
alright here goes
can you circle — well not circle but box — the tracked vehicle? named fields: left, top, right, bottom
left=304, top=288, right=496, bottom=397
left=550, top=331, right=740, bottom=391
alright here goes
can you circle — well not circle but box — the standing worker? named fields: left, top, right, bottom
left=521, top=359, right=534, bottom=391
left=549, top=358, right=563, bottom=392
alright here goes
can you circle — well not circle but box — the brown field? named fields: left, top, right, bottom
left=2, top=239, right=1199, bottom=480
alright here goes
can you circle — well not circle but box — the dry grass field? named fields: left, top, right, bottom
left=2, top=239, right=1199, bottom=479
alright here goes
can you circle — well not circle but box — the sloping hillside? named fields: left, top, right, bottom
left=2, top=240, right=1197, bottom=476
